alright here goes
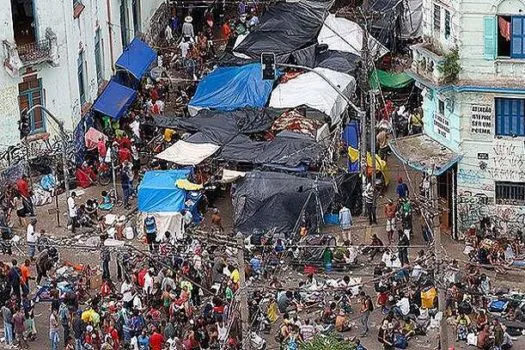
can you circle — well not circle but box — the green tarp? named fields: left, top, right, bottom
left=369, top=69, right=414, bottom=90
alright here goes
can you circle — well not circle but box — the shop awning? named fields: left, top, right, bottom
left=389, top=134, right=462, bottom=176
left=92, top=80, right=137, bottom=120
left=369, top=69, right=414, bottom=90
left=115, top=38, right=157, bottom=80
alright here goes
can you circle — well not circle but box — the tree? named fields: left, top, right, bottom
left=299, top=334, right=356, bottom=350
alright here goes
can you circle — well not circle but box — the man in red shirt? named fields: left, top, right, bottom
left=149, top=326, right=164, bottom=350
left=16, top=175, right=34, bottom=216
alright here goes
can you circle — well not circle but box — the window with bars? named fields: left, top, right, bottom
left=95, top=29, right=104, bottom=85
left=434, top=4, right=441, bottom=32
left=78, top=51, right=86, bottom=104
left=18, top=76, right=45, bottom=133
left=444, top=9, right=451, bottom=38
left=495, top=182, right=525, bottom=206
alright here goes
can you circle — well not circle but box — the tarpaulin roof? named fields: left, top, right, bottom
left=233, top=1, right=328, bottom=63
left=232, top=171, right=335, bottom=235
left=155, top=141, right=220, bottom=165
left=138, top=170, right=191, bottom=213
left=115, top=38, right=157, bottom=80
left=318, top=14, right=388, bottom=58
left=269, top=68, right=355, bottom=126
left=315, top=50, right=360, bottom=74
left=92, top=80, right=137, bottom=120
left=369, top=69, right=414, bottom=90
left=188, top=63, right=276, bottom=116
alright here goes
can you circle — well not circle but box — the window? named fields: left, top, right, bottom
left=73, top=0, right=85, bottom=19
left=433, top=4, right=441, bottom=33
left=120, top=2, right=129, bottom=47
left=438, top=99, right=445, bottom=115
left=77, top=51, right=86, bottom=104
left=495, top=16, right=525, bottom=58
left=495, top=182, right=525, bottom=205
left=132, top=0, right=141, bottom=35
left=444, top=10, right=451, bottom=38
left=18, top=76, right=45, bottom=133
left=495, top=98, right=525, bottom=136
left=94, top=29, right=104, bottom=85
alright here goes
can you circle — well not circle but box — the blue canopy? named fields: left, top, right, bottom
left=92, top=80, right=137, bottom=120
left=189, top=63, right=275, bottom=112
left=115, top=38, right=157, bottom=80
left=138, top=170, right=191, bottom=213
left=342, top=121, right=360, bottom=173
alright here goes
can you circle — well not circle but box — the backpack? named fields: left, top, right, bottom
left=367, top=298, right=374, bottom=312
left=394, top=333, right=408, bottom=349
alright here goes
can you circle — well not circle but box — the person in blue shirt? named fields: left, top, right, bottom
left=137, top=329, right=150, bottom=350
left=250, top=254, right=262, bottom=277
left=396, top=177, right=409, bottom=199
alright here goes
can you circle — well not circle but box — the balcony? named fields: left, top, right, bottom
left=2, top=28, right=58, bottom=78
left=409, top=42, right=446, bottom=86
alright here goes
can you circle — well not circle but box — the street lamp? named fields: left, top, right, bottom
left=22, top=105, right=71, bottom=223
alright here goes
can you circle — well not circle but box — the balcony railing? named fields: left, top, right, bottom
left=17, top=39, right=51, bottom=64
left=410, top=43, right=445, bottom=85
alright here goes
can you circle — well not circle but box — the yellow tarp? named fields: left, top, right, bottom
left=348, top=147, right=391, bottom=186
left=176, top=179, right=203, bottom=191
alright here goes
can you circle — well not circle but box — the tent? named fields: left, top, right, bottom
left=315, top=50, right=360, bottom=75
left=401, top=0, right=423, bottom=39
left=232, top=171, right=335, bottom=235
left=92, top=80, right=137, bottom=120
left=155, top=140, right=220, bottom=166
left=188, top=63, right=276, bottom=116
left=318, top=15, right=388, bottom=59
left=342, top=121, right=360, bottom=173
left=115, top=38, right=157, bottom=80
left=233, top=1, right=328, bottom=63
left=138, top=170, right=191, bottom=212
left=269, top=68, right=355, bottom=126
left=369, top=69, right=414, bottom=90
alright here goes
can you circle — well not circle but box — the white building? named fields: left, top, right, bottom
left=0, top=0, right=164, bottom=148
left=395, top=0, right=525, bottom=237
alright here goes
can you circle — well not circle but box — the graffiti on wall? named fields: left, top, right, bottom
left=457, top=168, right=484, bottom=184
left=489, top=141, right=525, bottom=181
left=0, top=85, right=20, bottom=149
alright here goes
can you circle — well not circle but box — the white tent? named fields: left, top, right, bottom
left=155, top=140, right=220, bottom=165
left=269, top=67, right=355, bottom=126
left=318, top=14, right=388, bottom=58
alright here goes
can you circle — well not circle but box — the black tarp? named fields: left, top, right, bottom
left=233, top=1, right=328, bottom=63
left=315, top=50, right=360, bottom=74
left=232, top=171, right=335, bottom=235
left=366, top=0, right=403, bottom=49
left=155, top=109, right=325, bottom=168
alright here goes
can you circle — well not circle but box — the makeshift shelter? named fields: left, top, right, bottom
left=232, top=171, right=335, bottom=235
left=318, top=15, right=388, bottom=59
left=84, top=127, right=107, bottom=151
left=401, top=0, right=423, bottom=39
left=233, top=1, right=329, bottom=63
left=365, top=0, right=403, bottom=50
left=92, top=80, right=137, bottom=120
left=155, top=141, right=220, bottom=166
left=269, top=68, right=355, bottom=126
left=342, top=121, right=360, bottom=173
left=369, top=69, right=414, bottom=90
left=315, top=50, right=360, bottom=75
left=138, top=170, right=202, bottom=241
left=115, top=38, right=157, bottom=81
left=188, top=63, right=276, bottom=116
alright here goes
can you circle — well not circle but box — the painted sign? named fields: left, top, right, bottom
left=433, top=113, right=450, bottom=139
left=470, top=104, right=492, bottom=135
left=477, top=153, right=489, bottom=160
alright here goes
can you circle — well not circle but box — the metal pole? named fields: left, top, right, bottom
left=55, top=193, right=60, bottom=227
left=236, top=235, right=250, bottom=349
left=25, top=105, right=70, bottom=223
left=431, top=172, right=449, bottom=349
left=451, top=167, right=457, bottom=240
left=359, top=110, right=367, bottom=214
left=111, top=146, right=118, bottom=200
left=359, top=20, right=370, bottom=215
left=370, top=90, right=377, bottom=201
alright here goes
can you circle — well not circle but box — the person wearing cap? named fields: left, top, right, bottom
left=182, top=15, right=195, bottom=39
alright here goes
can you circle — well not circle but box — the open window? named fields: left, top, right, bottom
left=497, top=15, right=525, bottom=58
left=11, top=0, right=36, bottom=45
left=498, top=16, right=511, bottom=57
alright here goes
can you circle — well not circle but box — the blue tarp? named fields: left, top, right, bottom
left=115, top=38, right=157, bottom=80
left=138, top=170, right=191, bottom=213
left=342, top=121, right=360, bottom=173
left=92, top=80, right=137, bottom=120
left=189, top=63, right=276, bottom=112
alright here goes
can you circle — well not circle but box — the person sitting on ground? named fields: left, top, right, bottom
left=335, top=310, right=351, bottom=332
left=477, top=324, right=492, bottom=350
left=98, top=191, right=113, bottom=211
left=475, top=310, right=489, bottom=331
left=455, top=312, right=471, bottom=341
left=402, top=317, right=417, bottom=339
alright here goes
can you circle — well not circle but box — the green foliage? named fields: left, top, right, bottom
left=439, top=48, right=461, bottom=83
left=299, top=333, right=357, bottom=350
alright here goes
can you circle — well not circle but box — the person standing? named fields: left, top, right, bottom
left=384, top=199, right=397, bottom=244
left=49, top=308, right=60, bottom=350
left=2, top=303, right=13, bottom=346
left=8, top=259, right=22, bottom=301
left=17, top=174, right=35, bottom=217
left=59, top=301, right=71, bottom=342
left=20, top=259, right=32, bottom=295
left=121, top=166, right=131, bottom=210
left=359, top=292, right=373, bottom=337
left=396, top=177, right=409, bottom=199
left=398, top=230, right=410, bottom=266
left=144, top=215, right=157, bottom=252
left=26, top=217, right=39, bottom=259
left=97, top=137, right=107, bottom=163
left=182, top=16, right=195, bottom=39
left=72, top=310, right=85, bottom=350
left=101, top=243, right=111, bottom=281
left=211, top=209, right=224, bottom=233
left=13, top=307, right=27, bottom=348
left=364, top=184, right=377, bottom=226
left=338, top=206, right=352, bottom=243
left=67, top=192, right=78, bottom=233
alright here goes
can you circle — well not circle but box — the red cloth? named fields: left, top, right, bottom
left=117, top=137, right=131, bottom=149
left=118, top=148, right=132, bottom=163
left=75, top=167, right=95, bottom=189
left=16, top=178, right=30, bottom=198
left=149, top=332, right=164, bottom=350
left=150, top=88, right=159, bottom=102
left=499, top=17, right=511, bottom=41
left=221, top=23, right=231, bottom=39
left=97, top=140, right=107, bottom=158
left=137, top=268, right=147, bottom=287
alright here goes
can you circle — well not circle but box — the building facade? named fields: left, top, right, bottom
left=0, top=0, right=163, bottom=149
left=407, top=0, right=525, bottom=237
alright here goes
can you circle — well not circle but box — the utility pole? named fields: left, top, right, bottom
left=369, top=90, right=377, bottom=197
left=236, top=235, right=250, bottom=349
left=431, top=170, right=449, bottom=349
left=25, top=105, right=71, bottom=222
left=359, top=13, right=370, bottom=215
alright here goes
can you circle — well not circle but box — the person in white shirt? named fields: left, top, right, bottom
left=182, top=16, right=195, bottom=39
left=394, top=292, right=410, bottom=317
left=67, top=192, right=78, bottom=233
left=143, top=269, right=154, bottom=295
left=132, top=294, right=143, bottom=311
left=26, top=218, right=39, bottom=259
left=178, top=38, right=191, bottom=59
left=121, top=279, right=134, bottom=308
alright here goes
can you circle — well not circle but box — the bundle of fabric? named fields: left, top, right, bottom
left=271, top=109, right=324, bottom=138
